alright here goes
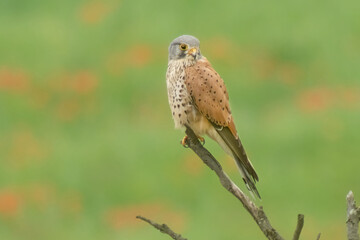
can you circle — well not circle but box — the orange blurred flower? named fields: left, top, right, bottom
left=0, top=67, right=30, bottom=92
left=297, top=87, right=333, bottom=112
left=126, top=44, right=153, bottom=68
left=296, top=86, right=360, bottom=113
left=52, top=71, right=98, bottom=94
left=79, top=1, right=113, bottom=24
left=0, top=190, right=21, bottom=217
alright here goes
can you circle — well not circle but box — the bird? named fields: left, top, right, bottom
left=166, top=35, right=260, bottom=198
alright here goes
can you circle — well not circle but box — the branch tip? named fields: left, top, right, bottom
left=136, top=215, right=187, bottom=240
left=292, top=214, right=304, bottom=240
left=316, top=233, right=321, bottom=240
left=346, top=190, right=360, bottom=240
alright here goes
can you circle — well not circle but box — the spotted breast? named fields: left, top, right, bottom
left=166, top=58, right=196, bottom=129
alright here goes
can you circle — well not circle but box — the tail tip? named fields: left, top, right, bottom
left=243, top=178, right=261, bottom=199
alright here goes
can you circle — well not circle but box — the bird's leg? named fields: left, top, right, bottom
left=181, top=135, right=205, bottom=148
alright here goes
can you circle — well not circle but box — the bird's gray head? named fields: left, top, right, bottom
left=168, top=35, right=202, bottom=61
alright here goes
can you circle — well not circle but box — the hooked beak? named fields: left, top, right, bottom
left=187, top=48, right=197, bottom=57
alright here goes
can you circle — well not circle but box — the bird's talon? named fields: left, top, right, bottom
left=181, top=136, right=189, bottom=148
left=198, top=136, right=205, bottom=145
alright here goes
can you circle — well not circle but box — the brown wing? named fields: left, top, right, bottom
left=184, top=58, right=236, bottom=133
left=185, top=58, right=259, bottom=195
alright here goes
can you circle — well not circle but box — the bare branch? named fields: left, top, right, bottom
left=346, top=191, right=360, bottom=240
left=316, top=233, right=321, bottom=240
left=292, top=214, right=304, bottom=240
left=136, top=215, right=188, bottom=240
left=139, top=127, right=359, bottom=240
left=184, top=126, right=285, bottom=240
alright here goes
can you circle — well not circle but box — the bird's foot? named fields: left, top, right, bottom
left=181, top=136, right=189, bottom=148
left=180, top=135, right=205, bottom=148
left=198, top=136, right=205, bottom=145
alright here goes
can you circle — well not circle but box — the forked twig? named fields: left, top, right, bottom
left=138, top=126, right=309, bottom=240
left=136, top=215, right=188, bottom=240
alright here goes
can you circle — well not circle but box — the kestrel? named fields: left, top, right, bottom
left=166, top=35, right=260, bottom=198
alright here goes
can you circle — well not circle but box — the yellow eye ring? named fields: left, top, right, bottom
left=179, top=43, right=188, bottom=51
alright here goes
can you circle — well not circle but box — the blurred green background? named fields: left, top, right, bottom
left=0, top=0, right=359, bottom=239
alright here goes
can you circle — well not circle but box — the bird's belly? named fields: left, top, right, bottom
left=187, top=108, right=213, bottom=136
left=189, top=110, right=234, bottom=158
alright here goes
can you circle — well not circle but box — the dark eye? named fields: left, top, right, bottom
left=179, top=43, right=188, bottom=50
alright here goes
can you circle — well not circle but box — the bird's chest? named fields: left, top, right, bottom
left=166, top=62, right=194, bottom=128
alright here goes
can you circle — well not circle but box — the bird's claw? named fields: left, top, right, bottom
left=198, top=136, right=205, bottom=145
left=181, top=136, right=189, bottom=148
left=180, top=135, right=205, bottom=148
